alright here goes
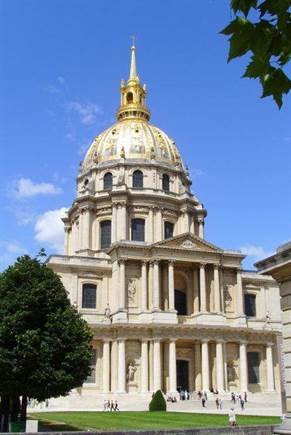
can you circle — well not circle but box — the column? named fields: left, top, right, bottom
left=214, top=265, right=221, bottom=313
left=141, top=339, right=149, bottom=392
left=200, top=264, right=207, bottom=312
left=110, top=340, right=118, bottom=392
left=119, top=204, right=127, bottom=240
left=236, top=269, right=244, bottom=315
left=266, top=343, right=275, bottom=391
left=153, top=261, right=160, bottom=310
left=193, top=268, right=199, bottom=313
left=216, top=340, right=225, bottom=392
left=201, top=340, right=210, bottom=391
left=194, top=342, right=202, bottom=391
left=168, top=261, right=175, bottom=311
left=239, top=341, right=248, bottom=392
left=119, top=260, right=126, bottom=309
left=83, top=208, right=92, bottom=249
left=163, top=265, right=168, bottom=310
left=153, top=339, right=161, bottom=391
left=155, top=208, right=163, bottom=242
left=103, top=340, right=110, bottom=393
left=111, top=204, right=117, bottom=243
left=64, top=227, right=70, bottom=255
left=148, top=262, right=153, bottom=310
left=141, top=262, right=147, bottom=311
left=169, top=340, right=177, bottom=392
left=147, top=207, right=154, bottom=243
left=190, top=216, right=195, bottom=234
left=198, top=218, right=204, bottom=239
left=118, top=339, right=126, bottom=393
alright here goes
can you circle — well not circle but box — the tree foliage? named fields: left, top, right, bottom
left=149, top=390, right=167, bottom=411
left=221, top=0, right=291, bottom=108
left=0, top=254, right=92, bottom=430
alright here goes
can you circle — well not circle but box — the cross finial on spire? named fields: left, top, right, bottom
left=131, top=35, right=136, bottom=48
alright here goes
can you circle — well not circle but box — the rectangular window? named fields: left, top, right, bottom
left=247, top=352, right=260, bottom=384
left=244, top=294, right=256, bottom=317
left=131, top=218, right=145, bottom=241
left=85, top=349, right=97, bottom=384
left=82, top=284, right=97, bottom=309
left=100, top=220, right=111, bottom=249
left=164, top=221, right=174, bottom=239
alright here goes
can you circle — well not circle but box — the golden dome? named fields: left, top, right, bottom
left=81, top=120, right=183, bottom=171
left=81, top=43, right=184, bottom=172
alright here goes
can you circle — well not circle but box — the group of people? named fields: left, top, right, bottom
left=103, top=399, right=119, bottom=411
left=231, top=391, right=247, bottom=410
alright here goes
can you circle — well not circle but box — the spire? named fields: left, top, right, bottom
left=117, top=41, right=150, bottom=122
left=129, top=37, right=138, bottom=82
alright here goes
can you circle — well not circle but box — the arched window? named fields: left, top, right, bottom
left=126, top=92, right=133, bottom=103
left=162, top=173, right=170, bottom=192
left=103, top=172, right=112, bottom=190
left=131, top=218, right=145, bottom=241
left=82, top=283, right=97, bottom=309
left=100, top=220, right=111, bottom=249
left=164, top=221, right=174, bottom=239
left=132, top=170, right=143, bottom=188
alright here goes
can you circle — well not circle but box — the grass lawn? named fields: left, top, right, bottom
left=29, top=411, right=281, bottom=431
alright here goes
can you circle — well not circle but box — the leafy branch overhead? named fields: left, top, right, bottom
left=221, top=0, right=291, bottom=108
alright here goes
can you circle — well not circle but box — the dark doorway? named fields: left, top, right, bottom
left=175, top=289, right=187, bottom=315
left=177, top=360, right=189, bottom=391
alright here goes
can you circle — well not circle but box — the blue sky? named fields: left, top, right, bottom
left=0, top=0, right=290, bottom=270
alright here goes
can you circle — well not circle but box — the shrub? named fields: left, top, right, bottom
left=149, top=390, right=167, bottom=412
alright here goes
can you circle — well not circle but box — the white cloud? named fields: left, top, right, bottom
left=57, top=76, right=65, bottom=84
left=67, top=101, right=103, bottom=125
left=34, top=207, right=68, bottom=253
left=14, top=178, right=62, bottom=198
left=240, top=245, right=273, bottom=261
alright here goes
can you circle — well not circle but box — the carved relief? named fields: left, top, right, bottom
left=181, top=239, right=195, bottom=249
left=126, top=341, right=141, bottom=392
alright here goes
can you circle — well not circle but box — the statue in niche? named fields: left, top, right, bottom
left=104, top=304, right=111, bottom=320
left=128, top=278, right=137, bottom=304
left=127, top=360, right=137, bottom=382
left=224, top=285, right=233, bottom=310
left=227, top=361, right=238, bottom=382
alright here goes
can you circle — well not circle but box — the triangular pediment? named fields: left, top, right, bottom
left=152, top=233, right=223, bottom=252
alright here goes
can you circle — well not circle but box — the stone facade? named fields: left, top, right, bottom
left=47, top=45, right=282, bottom=406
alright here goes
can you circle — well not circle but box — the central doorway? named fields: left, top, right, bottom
left=176, top=359, right=189, bottom=391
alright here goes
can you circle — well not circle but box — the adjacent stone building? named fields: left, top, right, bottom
left=47, top=45, right=282, bottom=407
left=256, top=242, right=291, bottom=416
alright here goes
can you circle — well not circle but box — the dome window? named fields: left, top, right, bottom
left=103, top=172, right=113, bottom=190
left=131, top=218, right=145, bottom=242
left=100, top=220, right=111, bottom=249
left=127, top=92, right=133, bottom=103
left=164, top=221, right=174, bottom=239
left=162, top=174, right=170, bottom=192
left=132, top=170, right=143, bottom=189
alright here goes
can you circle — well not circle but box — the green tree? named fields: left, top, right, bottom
left=0, top=254, right=92, bottom=432
left=221, top=0, right=291, bottom=107
left=149, top=390, right=167, bottom=412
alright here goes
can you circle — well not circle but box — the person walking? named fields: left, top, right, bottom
left=240, top=398, right=245, bottom=410
left=244, top=391, right=248, bottom=402
left=228, top=408, right=236, bottom=427
left=219, top=398, right=223, bottom=410
left=215, top=397, right=219, bottom=410
left=114, top=400, right=119, bottom=411
left=202, top=397, right=206, bottom=408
